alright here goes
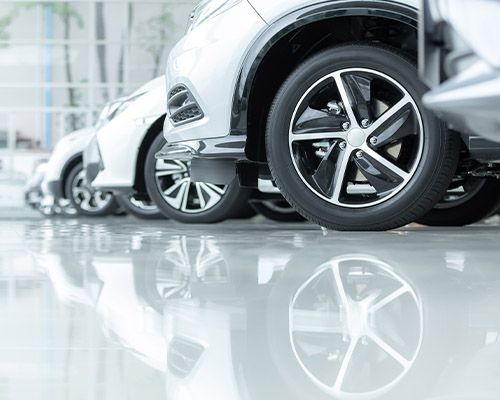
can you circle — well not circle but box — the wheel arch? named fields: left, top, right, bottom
left=133, top=114, right=166, bottom=194
left=233, top=1, right=418, bottom=162
left=61, top=153, right=83, bottom=199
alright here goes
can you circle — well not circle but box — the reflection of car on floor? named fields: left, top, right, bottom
left=85, top=76, right=302, bottom=223
left=160, top=234, right=500, bottom=400
left=42, top=128, right=118, bottom=217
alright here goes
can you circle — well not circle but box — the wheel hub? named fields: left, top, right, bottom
left=347, top=128, right=365, bottom=148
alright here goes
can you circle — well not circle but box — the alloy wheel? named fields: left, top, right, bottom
left=154, top=159, right=228, bottom=214
left=71, top=170, right=113, bottom=212
left=289, top=68, right=424, bottom=208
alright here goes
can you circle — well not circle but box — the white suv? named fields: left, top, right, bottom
left=159, top=0, right=461, bottom=231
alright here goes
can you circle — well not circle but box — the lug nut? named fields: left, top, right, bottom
left=356, top=150, right=364, bottom=159
left=342, top=121, right=351, bottom=131
left=361, top=119, right=370, bottom=128
left=370, top=137, right=378, bottom=145
left=339, top=142, right=347, bottom=150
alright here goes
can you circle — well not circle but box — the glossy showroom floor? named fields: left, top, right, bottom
left=1, top=216, right=500, bottom=400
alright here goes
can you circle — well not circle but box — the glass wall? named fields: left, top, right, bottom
left=0, top=0, right=196, bottom=207
left=0, top=0, right=195, bottom=150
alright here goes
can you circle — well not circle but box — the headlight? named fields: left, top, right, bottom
left=187, top=0, right=242, bottom=33
left=95, top=91, right=147, bottom=130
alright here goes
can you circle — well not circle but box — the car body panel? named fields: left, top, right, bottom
left=249, top=0, right=419, bottom=23
left=43, top=128, right=95, bottom=198
left=164, top=0, right=419, bottom=153
left=164, top=0, right=266, bottom=144
left=91, top=77, right=166, bottom=190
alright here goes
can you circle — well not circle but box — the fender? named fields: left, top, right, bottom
left=230, top=0, right=418, bottom=135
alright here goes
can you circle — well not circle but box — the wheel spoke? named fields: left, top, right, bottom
left=196, top=183, right=223, bottom=210
left=355, top=148, right=410, bottom=193
left=292, top=310, right=344, bottom=334
left=290, top=131, right=346, bottom=143
left=293, top=106, right=348, bottom=135
left=369, top=285, right=411, bottom=314
left=365, top=96, right=411, bottom=137
left=333, top=73, right=360, bottom=127
left=331, top=263, right=350, bottom=312
left=163, top=179, right=190, bottom=210
left=343, top=74, right=373, bottom=122
left=370, top=107, right=416, bottom=148
left=195, top=183, right=207, bottom=209
left=333, top=336, right=359, bottom=391
left=369, top=331, right=411, bottom=369
left=312, top=143, right=350, bottom=198
left=179, top=181, right=191, bottom=212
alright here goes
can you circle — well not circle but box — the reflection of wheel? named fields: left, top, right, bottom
left=145, top=134, right=252, bottom=223
left=253, top=253, right=454, bottom=400
left=250, top=199, right=305, bottom=222
left=65, top=162, right=117, bottom=217
left=266, top=44, right=459, bottom=231
left=288, top=256, right=422, bottom=399
left=417, top=178, right=500, bottom=226
left=116, top=193, right=164, bottom=220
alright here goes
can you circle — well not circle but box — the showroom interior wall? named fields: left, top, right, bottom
left=0, top=0, right=196, bottom=207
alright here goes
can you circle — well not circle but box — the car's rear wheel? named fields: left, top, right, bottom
left=116, top=193, right=165, bottom=220
left=266, top=44, right=460, bottom=231
left=417, top=177, right=500, bottom=226
left=250, top=198, right=305, bottom=222
left=145, top=134, right=252, bottom=223
left=65, top=162, right=118, bottom=217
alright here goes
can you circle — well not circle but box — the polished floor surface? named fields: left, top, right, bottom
left=1, top=217, right=500, bottom=400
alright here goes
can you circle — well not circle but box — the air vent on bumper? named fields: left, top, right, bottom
left=168, top=85, right=204, bottom=126
left=167, top=336, right=205, bottom=378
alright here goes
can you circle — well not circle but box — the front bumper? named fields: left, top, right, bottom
left=83, top=135, right=104, bottom=185
left=163, top=0, right=265, bottom=145
left=46, top=179, right=63, bottom=200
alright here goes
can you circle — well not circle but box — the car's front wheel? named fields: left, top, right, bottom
left=65, top=162, right=118, bottom=217
left=266, top=44, right=460, bottom=231
left=145, top=134, right=252, bottom=223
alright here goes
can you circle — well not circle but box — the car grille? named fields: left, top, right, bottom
left=167, top=336, right=205, bottom=378
left=168, top=85, right=204, bottom=126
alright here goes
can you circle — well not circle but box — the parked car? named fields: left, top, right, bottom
left=418, top=0, right=500, bottom=226
left=43, top=128, right=118, bottom=217
left=85, top=77, right=302, bottom=223
left=157, top=0, right=473, bottom=231
left=24, top=161, right=48, bottom=211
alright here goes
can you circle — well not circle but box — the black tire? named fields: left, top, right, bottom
left=418, top=178, right=500, bottom=226
left=266, top=44, right=460, bottom=231
left=65, top=162, right=118, bottom=217
left=250, top=199, right=306, bottom=222
left=145, top=134, right=252, bottom=223
left=116, top=193, right=165, bottom=220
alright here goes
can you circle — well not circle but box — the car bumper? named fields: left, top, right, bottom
left=163, top=0, right=265, bottom=147
left=419, top=0, right=500, bottom=142
left=83, top=135, right=104, bottom=185
left=45, top=179, right=63, bottom=200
